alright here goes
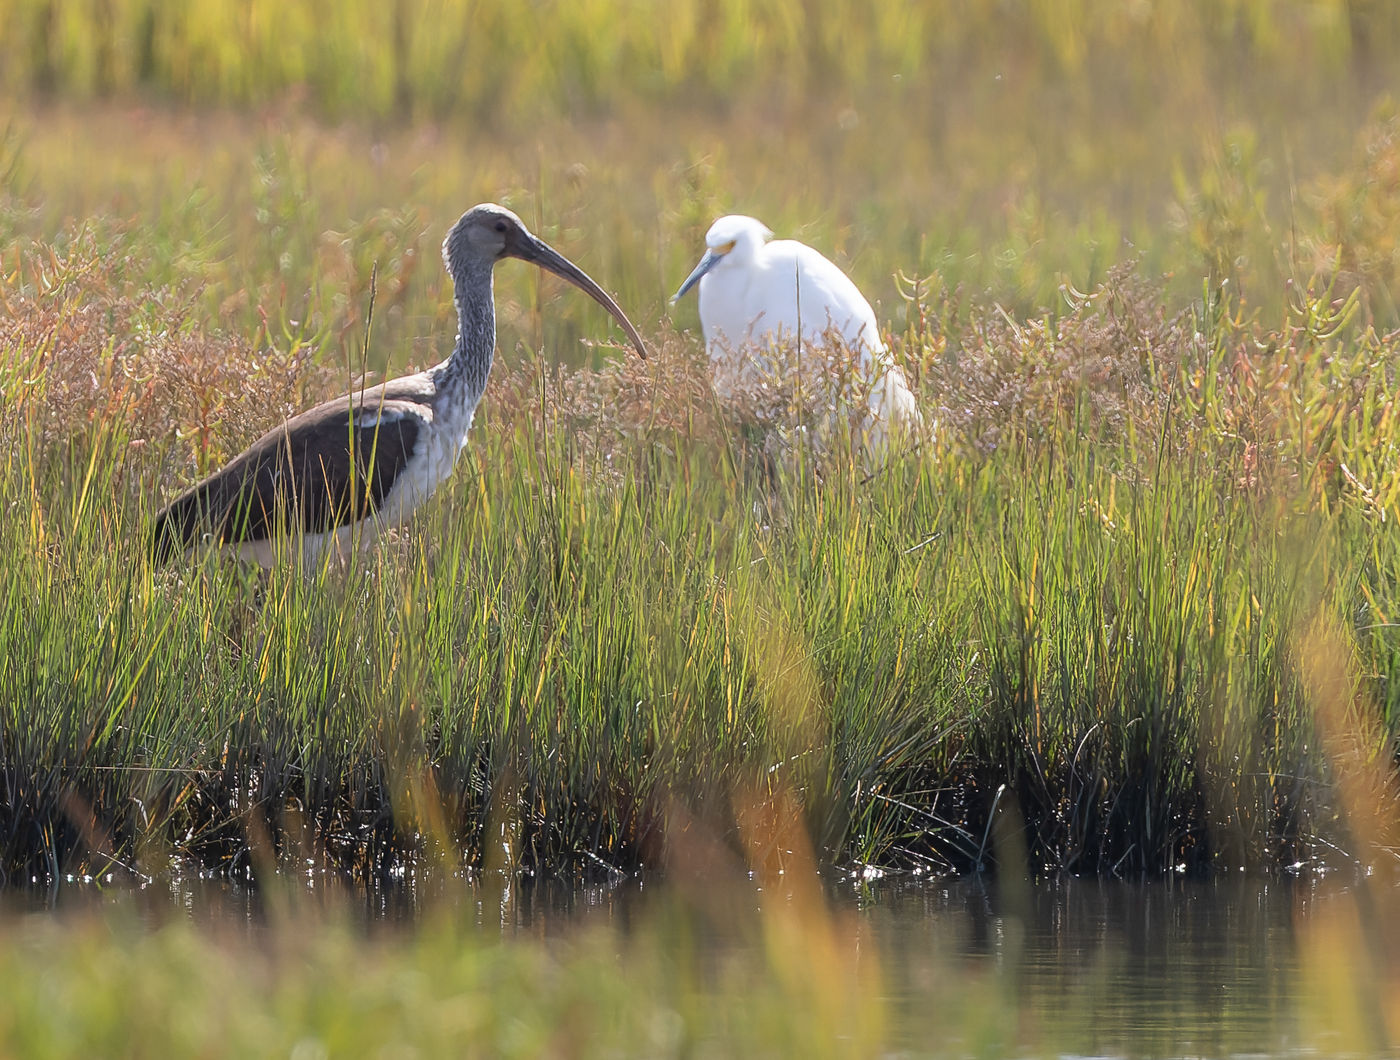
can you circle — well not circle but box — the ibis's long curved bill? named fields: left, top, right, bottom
left=671, top=249, right=722, bottom=303
left=511, top=233, right=648, bottom=359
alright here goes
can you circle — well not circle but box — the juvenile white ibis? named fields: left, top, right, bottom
left=672, top=215, right=922, bottom=452
left=151, top=203, right=647, bottom=567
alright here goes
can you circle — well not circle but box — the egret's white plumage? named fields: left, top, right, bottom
left=673, top=215, right=922, bottom=452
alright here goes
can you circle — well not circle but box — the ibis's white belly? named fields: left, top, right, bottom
left=375, top=410, right=472, bottom=528
left=233, top=522, right=378, bottom=570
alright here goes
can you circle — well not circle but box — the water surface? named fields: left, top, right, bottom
left=865, top=876, right=1314, bottom=1058
left=18, top=870, right=1390, bottom=1058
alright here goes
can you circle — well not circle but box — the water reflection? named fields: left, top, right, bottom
left=6, top=865, right=651, bottom=942
left=854, top=876, right=1311, bottom=1057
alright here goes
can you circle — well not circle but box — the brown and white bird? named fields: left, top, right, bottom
left=151, top=203, right=647, bottom=567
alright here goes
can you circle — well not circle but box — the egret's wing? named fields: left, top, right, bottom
left=788, top=244, right=882, bottom=349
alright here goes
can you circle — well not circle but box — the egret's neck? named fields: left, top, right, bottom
left=436, top=256, right=497, bottom=408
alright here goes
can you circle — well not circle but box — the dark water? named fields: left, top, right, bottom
left=16, top=869, right=1391, bottom=1058
left=862, top=876, right=1312, bottom=1058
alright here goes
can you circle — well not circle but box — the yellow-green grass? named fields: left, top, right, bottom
left=3, top=214, right=1400, bottom=886
left=6, top=7, right=1400, bottom=1056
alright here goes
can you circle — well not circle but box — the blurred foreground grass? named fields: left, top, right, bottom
left=3, top=872, right=1400, bottom=1057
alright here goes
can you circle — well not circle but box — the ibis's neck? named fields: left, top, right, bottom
left=436, top=256, right=497, bottom=409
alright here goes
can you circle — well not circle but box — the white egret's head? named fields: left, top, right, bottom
left=672, top=214, right=773, bottom=302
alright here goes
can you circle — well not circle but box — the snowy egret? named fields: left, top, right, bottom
left=672, top=214, right=922, bottom=451
left=151, top=204, right=647, bottom=567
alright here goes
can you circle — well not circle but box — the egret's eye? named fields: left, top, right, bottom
left=713, top=240, right=736, bottom=255
left=494, top=221, right=508, bottom=233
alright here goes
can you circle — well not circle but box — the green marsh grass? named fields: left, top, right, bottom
left=1, top=0, right=1400, bottom=892
left=6, top=3, right=1400, bottom=1054
left=3, top=221, right=1400, bottom=887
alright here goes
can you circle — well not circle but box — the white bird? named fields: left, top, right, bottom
left=672, top=215, right=922, bottom=452
left=151, top=203, right=647, bottom=568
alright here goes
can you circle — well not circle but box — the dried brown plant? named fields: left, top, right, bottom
left=0, top=232, right=328, bottom=497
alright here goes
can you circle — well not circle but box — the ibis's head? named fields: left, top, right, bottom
left=443, top=203, right=648, bottom=358
left=671, top=215, right=773, bottom=302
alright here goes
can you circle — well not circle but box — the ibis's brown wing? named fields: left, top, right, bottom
left=150, top=392, right=425, bottom=563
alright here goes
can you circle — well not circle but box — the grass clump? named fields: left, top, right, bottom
left=3, top=226, right=1400, bottom=887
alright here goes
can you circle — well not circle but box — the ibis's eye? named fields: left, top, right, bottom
left=494, top=221, right=508, bottom=233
